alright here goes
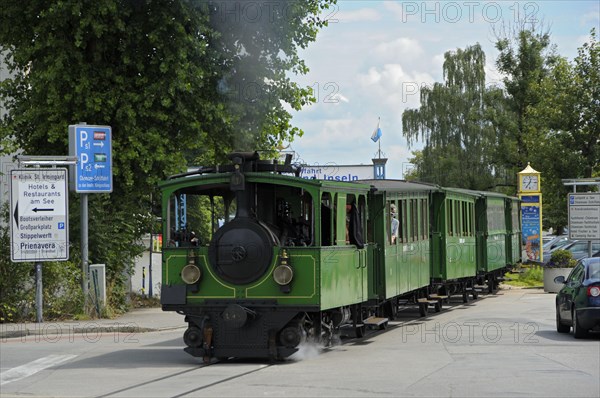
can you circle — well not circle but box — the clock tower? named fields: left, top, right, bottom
left=518, top=163, right=543, bottom=262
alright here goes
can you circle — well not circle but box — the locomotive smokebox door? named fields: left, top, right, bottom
left=222, top=304, right=256, bottom=328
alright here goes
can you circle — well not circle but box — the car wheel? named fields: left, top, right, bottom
left=556, top=305, right=570, bottom=333
left=572, top=309, right=588, bottom=339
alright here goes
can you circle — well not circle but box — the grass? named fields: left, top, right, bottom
left=129, top=293, right=161, bottom=308
left=504, top=265, right=543, bottom=288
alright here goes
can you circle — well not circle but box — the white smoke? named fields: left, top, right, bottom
left=288, top=340, right=324, bottom=361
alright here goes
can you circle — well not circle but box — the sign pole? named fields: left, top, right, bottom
left=149, top=234, right=153, bottom=297
left=81, top=193, right=89, bottom=310
left=35, top=262, right=43, bottom=323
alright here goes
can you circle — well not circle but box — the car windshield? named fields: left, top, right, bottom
left=587, top=262, right=600, bottom=280
left=549, top=239, right=572, bottom=252
left=543, top=236, right=567, bottom=249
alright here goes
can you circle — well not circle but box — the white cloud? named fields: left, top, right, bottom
left=357, top=64, right=435, bottom=112
left=381, top=1, right=405, bottom=20
left=580, top=9, right=600, bottom=26
left=337, top=8, right=381, bottom=23
left=374, top=37, right=424, bottom=58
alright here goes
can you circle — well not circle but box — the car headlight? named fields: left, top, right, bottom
left=181, top=264, right=201, bottom=284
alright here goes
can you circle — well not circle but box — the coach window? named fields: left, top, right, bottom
left=447, top=199, right=453, bottom=236
left=511, top=205, right=520, bottom=232
left=454, top=200, right=460, bottom=237
left=464, top=202, right=468, bottom=236
left=410, top=199, right=417, bottom=242
left=416, top=199, right=421, bottom=241
left=403, top=199, right=409, bottom=242
left=388, top=200, right=397, bottom=245
left=420, top=199, right=427, bottom=240
left=407, top=199, right=412, bottom=242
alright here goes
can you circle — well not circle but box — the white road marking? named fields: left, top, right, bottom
left=0, top=354, right=77, bottom=386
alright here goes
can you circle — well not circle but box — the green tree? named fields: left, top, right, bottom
left=402, top=44, right=496, bottom=190
left=492, top=24, right=558, bottom=178
left=529, top=29, right=600, bottom=230
left=0, top=0, right=333, bottom=314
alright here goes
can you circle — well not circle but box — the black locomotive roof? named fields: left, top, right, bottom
left=357, top=179, right=440, bottom=193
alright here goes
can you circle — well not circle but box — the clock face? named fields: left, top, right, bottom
left=522, top=175, right=539, bottom=191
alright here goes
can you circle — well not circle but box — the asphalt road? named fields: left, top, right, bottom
left=1, top=288, right=599, bottom=397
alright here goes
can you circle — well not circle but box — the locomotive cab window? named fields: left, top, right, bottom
left=166, top=186, right=236, bottom=248
left=166, top=183, right=314, bottom=248
left=344, top=194, right=365, bottom=247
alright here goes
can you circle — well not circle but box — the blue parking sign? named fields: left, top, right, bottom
left=69, top=125, right=113, bottom=193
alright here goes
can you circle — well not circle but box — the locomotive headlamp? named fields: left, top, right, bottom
left=181, top=264, right=201, bottom=284
left=273, top=250, right=293, bottom=286
left=274, top=264, right=293, bottom=285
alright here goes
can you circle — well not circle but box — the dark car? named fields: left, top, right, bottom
left=555, top=257, right=600, bottom=338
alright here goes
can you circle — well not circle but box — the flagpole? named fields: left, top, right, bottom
left=377, top=116, right=381, bottom=159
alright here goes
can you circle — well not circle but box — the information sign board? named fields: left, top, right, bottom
left=69, top=124, right=113, bottom=193
left=568, top=193, right=600, bottom=240
left=10, top=169, right=69, bottom=262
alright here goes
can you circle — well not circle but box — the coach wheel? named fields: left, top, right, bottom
left=434, top=301, right=442, bottom=313
left=419, top=303, right=428, bottom=317
left=488, top=278, right=495, bottom=294
left=355, top=325, right=366, bottom=338
left=472, top=287, right=479, bottom=300
left=462, top=290, right=469, bottom=304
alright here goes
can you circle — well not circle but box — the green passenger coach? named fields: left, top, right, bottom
left=362, top=180, right=436, bottom=308
left=475, top=192, right=509, bottom=291
left=430, top=188, right=478, bottom=301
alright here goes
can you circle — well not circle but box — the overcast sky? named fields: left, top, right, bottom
left=288, top=0, right=600, bottom=179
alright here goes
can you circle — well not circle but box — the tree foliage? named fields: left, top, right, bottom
left=402, top=24, right=598, bottom=231
left=402, top=44, right=496, bottom=190
left=528, top=29, right=600, bottom=229
left=0, top=0, right=334, bottom=316
left=492, top=23, right=558, bottom=174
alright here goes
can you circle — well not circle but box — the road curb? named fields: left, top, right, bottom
left=0, top=324, right=185, bottom=340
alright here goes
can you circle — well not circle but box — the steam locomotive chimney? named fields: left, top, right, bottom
left=228, top=152, right=259, bottom=219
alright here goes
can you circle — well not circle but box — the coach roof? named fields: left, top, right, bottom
left=357, top=179, right=440, bottom=193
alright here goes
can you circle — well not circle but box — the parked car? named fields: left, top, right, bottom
left=561, top=241, right=600, bottom=260
left=543, top=235, right=569, bottom=250
left=555, top=257, right=600, bottom=338
left=542, top=239, right=574, bottom=263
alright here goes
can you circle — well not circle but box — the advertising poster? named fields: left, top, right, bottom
left=521, top=205, right=541, bottom=261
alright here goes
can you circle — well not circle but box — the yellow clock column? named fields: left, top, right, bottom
left=518, top=163, right=543, bottom=262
